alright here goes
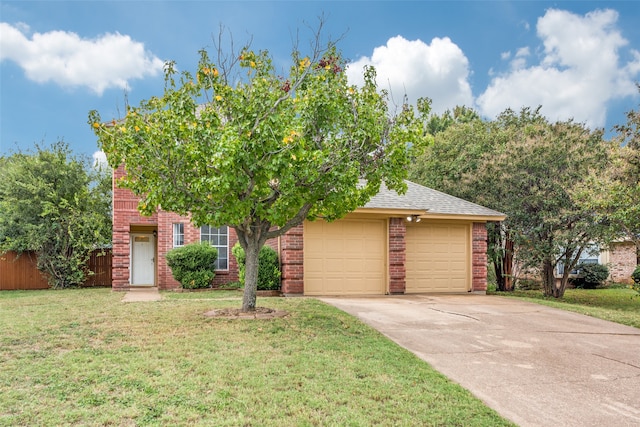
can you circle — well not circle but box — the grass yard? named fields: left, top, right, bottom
left=0, top=289, right=512, bottom=427
left=492, top=287, right=640, bottom=329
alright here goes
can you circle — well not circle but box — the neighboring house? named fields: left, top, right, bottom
left=557, top=241, right=638, bottom=284
left=112, top=166, right=506, bottom=294
left=606, top=241, right=639, bottom=283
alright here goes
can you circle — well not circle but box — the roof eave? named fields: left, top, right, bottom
left=354, top=208, right=507, bottom=222
left=420, top=213, right=507, bottom=222
left=354, top=207, right=426, bottom=216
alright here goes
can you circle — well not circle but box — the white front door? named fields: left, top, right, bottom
left=131, top=234, right=155, bottom=286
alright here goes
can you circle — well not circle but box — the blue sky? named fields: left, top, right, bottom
left=2, top=1, right=639, bottom=163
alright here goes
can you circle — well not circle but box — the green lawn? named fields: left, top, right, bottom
left=491, top=287, right=640, bottom=328
left=0, top=289, right=512, bottom=426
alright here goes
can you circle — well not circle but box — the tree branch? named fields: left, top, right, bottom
left=264, top=202, right=313, bottom=240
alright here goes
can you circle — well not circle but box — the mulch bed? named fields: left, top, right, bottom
left=204, top=307, right=289, bottom=319
left=173, top=288, right=282, bottom=297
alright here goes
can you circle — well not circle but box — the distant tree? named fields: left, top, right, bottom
left=0, top=142, right=112, bottom=288
left=472, top=109, right=612, bottom=298
left=425, top=105, right=481, bottom=136
left=90, top=25, right=426, bottom=311
left=577, top=87, right=640, bottom=252
left=409, top=108, right=492, bottom=197
left=410, top=107, right=611, bottom=298
left=409, top=109, right=518, bottom=292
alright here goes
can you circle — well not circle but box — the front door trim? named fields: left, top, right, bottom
left=130, top=233, right=156, bottom=286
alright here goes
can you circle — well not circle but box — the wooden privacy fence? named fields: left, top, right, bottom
left=0, top=249, right=112, bottom=290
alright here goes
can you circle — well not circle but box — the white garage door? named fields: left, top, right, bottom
left=405, top=222, right=470, bottom=293
left=304, top=219, right=386, bottom=295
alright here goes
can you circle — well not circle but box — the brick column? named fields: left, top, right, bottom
left=280, top=224, right=304, bottom=294
left=472, top=222, right=488, bottom=293
left=157, top=211, right=181, bottom=290
left=112, top=165, right=158, bottom=291
left=388, top=218, right=406, bottom=294
left=609, top=241, right=637, bottom=284
left=111, top=222, right=131, bottom=291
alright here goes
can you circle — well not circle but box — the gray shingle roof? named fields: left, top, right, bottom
left=363, top=180, right=505, bottom=218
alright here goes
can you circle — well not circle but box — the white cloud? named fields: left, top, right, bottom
left=92, top=151, right=108, bottom=170
left=0, top=22, right=164, bottom=95
left=508, top=47, right=531, bottom=71
left=346, top=35, right=473, bottom=114
left=477, top=9, right=640, bottom=128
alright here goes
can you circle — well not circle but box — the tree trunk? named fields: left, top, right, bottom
left=494, top=235, right=514, bottom=291
left=494, top=260, right=504, bottom=290
left=491, top=225, right=514, bottom=292
left=235, top=223, right=271, bottom=313
left=503, top=236, right=514, bottom=291
left=241, top=241, right=260, bottom=312
left=541, top=258, right=564, bottom=298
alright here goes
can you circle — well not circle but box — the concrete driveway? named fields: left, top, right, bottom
left=319, top=294, right=640, bottom=427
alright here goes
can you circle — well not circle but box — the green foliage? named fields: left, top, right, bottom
left=573, top=263, right=610, bottom=289
left=0, top=142, right=112, bottom=288
left=165, top=243, right=217, bottom=289
left=90, top=27, right=425, bottom=310
left=410, top=106, right=612, bottom=298
left=257, top=245, right=281, bottom=291
left=576, top=87, right=640, bottom=252
left=632, top=265, right=640, bottom=284
left=232, top=243, right=281, bottom=290
left=425, top=105, right=481, bottom=136
left=231, top=243, right=246, bottom=284
left=631, top=266, right=640, bottom=295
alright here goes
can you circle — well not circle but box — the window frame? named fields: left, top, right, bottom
left=173, top=223, right=184, bottom=248
left=200, top=225, right=229, bottom=270
left=557, top=244, right=601, bottom=276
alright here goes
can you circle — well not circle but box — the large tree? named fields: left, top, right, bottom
left=578, top=89, right=640, bottom=252
left=409, top=109, right=518, bottom=291
left=410, top=107, right=611, bottom=298
left=90, top=30, right=423, bottom=311
left=0, top=142, right=112, bottom=288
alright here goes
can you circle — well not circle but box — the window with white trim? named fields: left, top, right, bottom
left=200, top=225, right=228, bottom=270
left=557, top=244, right=600, bottom=275
left=173, top=223, right=184, bottom=247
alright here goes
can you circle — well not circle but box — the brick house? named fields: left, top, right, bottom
left=112, top=166, right=506, bottom=294
left=556, top=240, right=639, bottom=284
left=607, top=241, right=638, bottom=283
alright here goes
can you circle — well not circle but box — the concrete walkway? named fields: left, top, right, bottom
left=121, top=287, right=162, bottom=302
left=320, top=294, right=640, bottom=427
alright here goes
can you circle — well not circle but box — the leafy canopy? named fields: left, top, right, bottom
left=0, top=142, right=112, bottom=288
left=89, top=30, right=427, bottom=310
left=410, top=107, right=611, bottom=298
left=576, top=86, right=640, bottom=251
left=90, top=45, right=421, bottom=233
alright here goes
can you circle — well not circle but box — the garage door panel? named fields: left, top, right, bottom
left=304, top=219, right=386, bottom=296
left=406, top=222, right=470, bottom=293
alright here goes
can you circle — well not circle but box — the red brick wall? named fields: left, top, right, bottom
left=280, top=219, right=410, bottom=295
left=389, top=218, right=406, bottom=294
left=150, top=212, right=240, bottom=289
left=112, top=166, right=157, bottom=290
left=112, top=166, right=239, bottom=290
left=609, top=241, right=637, bottom=284
left=114, top=164, right=492, bottom=295
left=280, top=224, right=304, bottom=294
left=472, top=222, right=488, bottom=292
left=157, top=211, right=193, bottom=290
